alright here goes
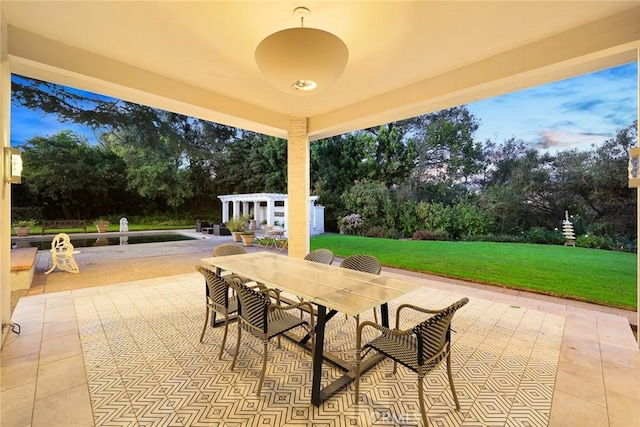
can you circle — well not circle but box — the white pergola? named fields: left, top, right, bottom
left=1, top=2, right=638, bottom=346
left=218, top=192, right=324, bottom=235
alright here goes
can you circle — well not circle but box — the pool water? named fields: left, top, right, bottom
left=12, top=233, right=197, bottom=250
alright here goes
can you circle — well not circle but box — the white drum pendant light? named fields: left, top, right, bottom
left=255, top=7, right=348, bottom=94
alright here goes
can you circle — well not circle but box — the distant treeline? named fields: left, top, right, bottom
left=11, top=76, right=638, bottom=251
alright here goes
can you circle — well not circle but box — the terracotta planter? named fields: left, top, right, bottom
left=14, top=227, right=31, bottom=237
left=241, top=234, right=255, bottom=247
left=231, top=231, right=242, bottom=242
left=95, top=224, right=109, bottom=233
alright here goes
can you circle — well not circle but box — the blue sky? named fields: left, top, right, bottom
left=10, top=62, right=638, bottom=151
left=467, top=62, right=637, bottom=152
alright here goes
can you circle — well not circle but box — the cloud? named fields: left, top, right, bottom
left=533, top=130, right=610, bottom=150
left=468, top=62, right=638, bottom=152
left=561, top=99, right=603, bottom=112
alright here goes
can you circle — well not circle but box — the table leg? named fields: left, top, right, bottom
left=300, top=308, right=338, bottom=345
left=380, top=302, right=389, bottom=327
left=311, top=305, right=327, bottom=407
left=294, top=303, right=393, bottom=407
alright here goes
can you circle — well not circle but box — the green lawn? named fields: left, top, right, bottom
left=311, top=234, right=638, bottom=310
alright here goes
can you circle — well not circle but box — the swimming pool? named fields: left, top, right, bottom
left=12, top=232, right=199, bottom=250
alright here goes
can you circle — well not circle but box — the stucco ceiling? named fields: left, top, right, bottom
left=3, top=1, right=639, bottom=140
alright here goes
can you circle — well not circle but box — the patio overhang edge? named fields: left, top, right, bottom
left=307, top=6, right=640, bottom=141
left=7, top=25, right=292, bottom=140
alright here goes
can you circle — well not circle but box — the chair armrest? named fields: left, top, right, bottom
left=271, top=301, right=315, bottom=329
left=395, top=303, right=443, bottom=329
left=259, top=287, right=281, bottom=303
left=222, top=271, right=262, bottom=287
left=246, top=281, right=267, bottom=291
left=356, top=320, right=413, bottom=351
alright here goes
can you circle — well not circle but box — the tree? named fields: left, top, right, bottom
left=311, top=133, right=375, bottom=230
left=101, top=127, right=193, bottom=210
left=412, top=106, right=484, bottom=201
left=21, top=130, right=127, bottom=219
left=585, top=121, right=637, bottom=237
left=359, top=123, right=418, bottom=186
left=312, top=123, right=417, bottom=230
left=479, top=142, right=555, bottom=233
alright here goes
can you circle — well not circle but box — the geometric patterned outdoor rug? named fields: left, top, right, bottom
left=75, top=275, right=564, bottom=426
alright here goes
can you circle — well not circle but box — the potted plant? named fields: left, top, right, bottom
left=94, top=219, right=110, bottom=233
left=13, top=219, right=36, bottom=237
left=226, top=217, right=245, bottom=242
left=240, top=231, right=255, bottom=247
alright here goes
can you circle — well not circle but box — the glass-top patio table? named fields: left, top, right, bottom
left=201, top=252, right=421, bottom=406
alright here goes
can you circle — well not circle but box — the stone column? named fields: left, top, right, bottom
left=287, top=117, right=310, bottom=258
left=222, top=201, right=229, bottom=223
left=233, top=200, right=241, bottom=219
left=1, top=8, right=11, bottom=346
left=266, top=197, right=274, bottom=226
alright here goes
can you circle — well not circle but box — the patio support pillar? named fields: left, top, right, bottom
left=222, top=201, right=229, bottom=223
left=636, top=49, right=639, bottom=349
left=232, top=200, right=240, bottom=219
left=251, top=200, right=257, bottom=225
left=287, top=117, right=310, bottom=258
left=0, top=7, right=11, bottom=347
left=266, top=197, right=274, bottom=226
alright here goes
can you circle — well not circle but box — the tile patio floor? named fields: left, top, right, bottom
left=1, top=261, right=639, bottom=426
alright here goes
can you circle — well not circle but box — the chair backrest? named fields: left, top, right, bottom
left=51, top=233, right=74, bottom=254
left=414, top=297, right=469, bottom=365
left=262, top=225, right=273, bottom=237
left=304, top=248, right=335, bottom=265
left=213, top=243, right=247, bottom=257
left=195, top=265, right=232, bottom=308
left=339, top=254, right=381, bottom=275
left=228, top=279, right=270, bottom=333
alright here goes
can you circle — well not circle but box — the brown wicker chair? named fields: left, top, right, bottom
left=339, top=254, right=381, bottom=274
left=339, top=254, right=382, bottom=325
left=228, top=278, right=314, bottom=396
left=304, top=248, right=335, bottom=265
left=212, top=243, right=251, bottom=282
left=195, top=265, right=237, bottom=359
left=355, top=297, right=469, bottom=426
left=213, top=243, right=247, bottom=257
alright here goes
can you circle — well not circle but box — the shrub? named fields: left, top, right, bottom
left=576, top=234, right=613, bottom=250
left=449, top=202, right=495, bottom=239
left=225, top=217, right=246, bottom=232
left=13, top=219, right=37, bottom=228
left=464, top=234, right=527, bottom=243
left=396, top=200, right=419, bottom=236
left=11, top=207, right=42, bottom=223
left=364, top=226, right=400, bottom=239
left=337, top=213, right=364, bottom=235
left=609, top=235, right=636, bottom=253
left=527, top=227, right=564, bottom=245
left=412, top=230, right=450, bottom=241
